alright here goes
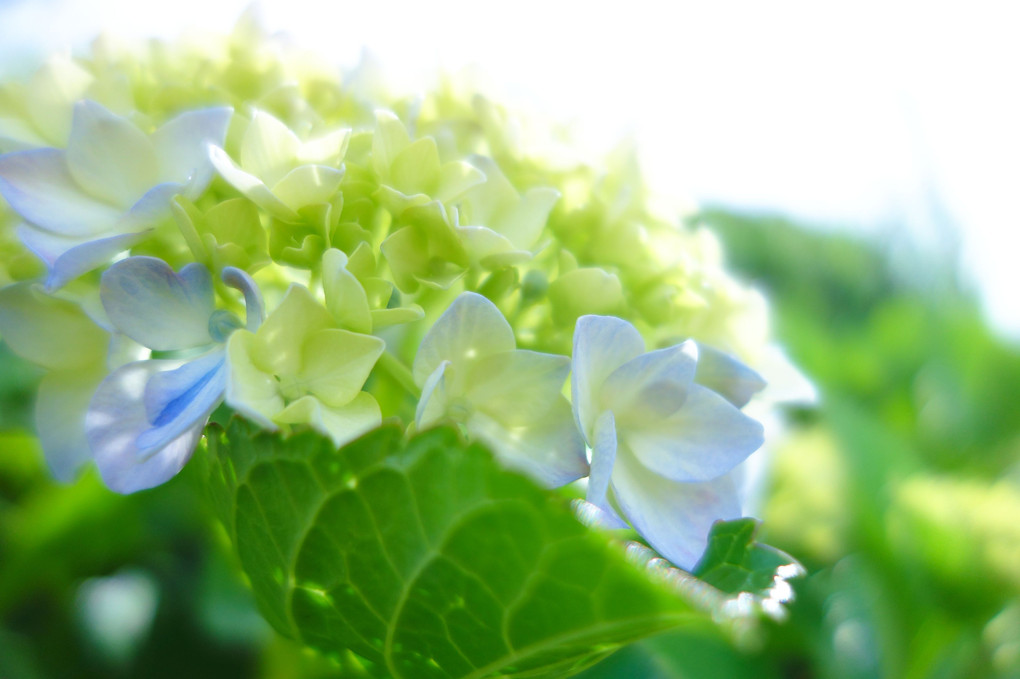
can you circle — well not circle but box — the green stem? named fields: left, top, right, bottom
left=376, top=350, right=419, bottom=397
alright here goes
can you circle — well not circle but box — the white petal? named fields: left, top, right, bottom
left=35, top=368, right=106, bottom=482
left=626, top=384, right=764, bottom=483
left=66, top=100, right=158, bottom=207
left=208, top=145, right=298, bottom=221
left=86, top=359, right=206, bottom=493
left=100, top=257, right=215, bottom=350
left=150, top=107, right=232, bottom=189
left=239, top=109, right=301, bottom=187
left=611, top=449, right=742, bottom=570
left=570, top=314, right=645, bottom=441
left=601, top=342, right=698, bottom=424
left=586, top=410, right=627, bottom=527
left=137, top=351, right=226, bottom=454
left=694, top=342, right=766, bottom=408
left=468, top=399, right=588, bottom=488
left=466, top=349, right=570, bottom=425
left=412, top=292, right=515, bottom=388
left=0, top=148, right=122, bottom=236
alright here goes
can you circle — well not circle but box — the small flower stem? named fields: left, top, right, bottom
left=376, top=350, right=419, bottom=397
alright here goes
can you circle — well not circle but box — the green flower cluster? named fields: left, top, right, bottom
left=0, top=12, right=779, bottom=568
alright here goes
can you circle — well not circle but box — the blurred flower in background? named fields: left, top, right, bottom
left=0, top=1, right=1017, bottom=678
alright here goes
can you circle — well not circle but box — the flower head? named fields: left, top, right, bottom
left=0, top=101, right=231, bottom=288
left=84, top=256, right=261, bottom=493
left=414, top=292, right=588, bottom=487
left=571, top=314, right=765, bottom=569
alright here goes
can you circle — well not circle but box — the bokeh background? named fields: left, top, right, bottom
left=1, top=2, right=1018, bottom=677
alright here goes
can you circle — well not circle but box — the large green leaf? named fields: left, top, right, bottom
left=201, top=419, right=785, bottom=678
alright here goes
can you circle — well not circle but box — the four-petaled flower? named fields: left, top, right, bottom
left=85, top=256, right=262, bottom=493
left=571, top=314, right=766, bottom=569
left=0, top=100, right=231, bottom=289
left=413, top=292, right=588, bottom=487
left=225, top=283, right=385, bottom=448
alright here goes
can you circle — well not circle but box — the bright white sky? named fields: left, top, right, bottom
left=1, top=0, right=1018, bottom=339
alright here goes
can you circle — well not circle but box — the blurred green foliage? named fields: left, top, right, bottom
left=2, top=208, right=1018, bottom=678
left=580, top=209, right=1020, bottom=678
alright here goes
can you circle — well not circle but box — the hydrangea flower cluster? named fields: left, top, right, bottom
left=0, top=16, right=783, bottom=569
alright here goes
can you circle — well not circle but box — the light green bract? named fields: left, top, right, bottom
left=0, top=11, right=801, bottom=676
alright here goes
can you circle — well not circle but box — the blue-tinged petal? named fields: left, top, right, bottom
left=586, top=410, right=627, bottom=527
left=415, top=361, right=449, bottom=429
left=570, top=314, right=645, bottom=441
left=625, top=383, right=764, bottom=483
left=22, top=226, right=150, bottom=290
left=611, top=449, right=742, bottom=570
left=124, top=181, right=188, bottom=227
left=101, top=257, right=215, bottom=351
left=467, top=398, right=588, bottom=488
left=35, top=367, right=106, bottom=482
left=66, top=100, right=158, bottom=207
left=601, top=342, right=698, bottom=425
left=412, top=292, right=515, bottom=388
left=137, top=351, right=226, bottom=454
left=0, top=148, right=122, bottom=236
left=150, top=107, right=232, bottom=190
left=86, top=359, right=205, bottom=493
left=222, top=266, right=265, bottom=331
left=694, top=342, right=766, bottom=408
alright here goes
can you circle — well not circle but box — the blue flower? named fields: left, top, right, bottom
left=571, top=315, right=766, bottom=569
left=0, top=101, right=231, bottom=289
left=84, top=256, right=261, bottom=493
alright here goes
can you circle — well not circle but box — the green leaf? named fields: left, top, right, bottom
left=202, top=419, right=748, bottom=678
left=692, top=518, right=802, bottom=596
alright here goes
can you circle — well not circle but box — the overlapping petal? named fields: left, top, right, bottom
left=413, top=292, right=586, bottom=487
left=624, top=384, right=764, bottom=483
left=66, top=100, right=159, bottom=206
left=571, top=314, right=645, bottom=439
left=570, top=314, right=766, bottom=568
left=0, top=148, right=122, bottom=236
left=693, top=342, right=767, bottom=408
left=413, top=291, right=515, bottom=386
left=85, top=358, right=219, bottom=493
left=610, top=449, right=742, bottom=570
